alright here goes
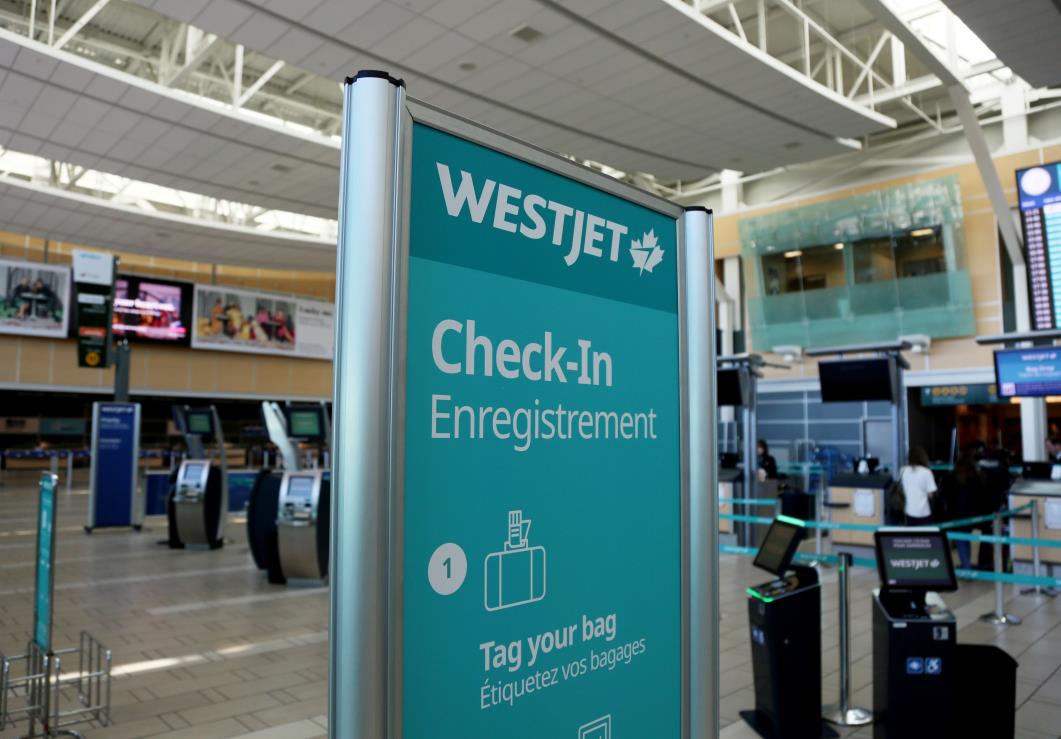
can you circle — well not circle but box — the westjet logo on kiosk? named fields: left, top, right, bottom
left=436, top=162, right=665, bottom=276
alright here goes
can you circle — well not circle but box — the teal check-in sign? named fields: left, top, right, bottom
left=402, top=122, right=682, bottom=738
left=34, top=473, right=57, bottom=652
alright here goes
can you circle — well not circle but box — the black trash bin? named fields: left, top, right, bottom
left=954, top=644, right=1017, bottom=739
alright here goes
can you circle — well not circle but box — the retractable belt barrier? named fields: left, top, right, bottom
left=719, top=503, right=1061, bottom=592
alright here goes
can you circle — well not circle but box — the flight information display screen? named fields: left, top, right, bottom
left=875, top=531, right=957, bottom=590
left=1017, top=162, right=1061, bottom=329
left=994, top=347, right=1061, bottom=397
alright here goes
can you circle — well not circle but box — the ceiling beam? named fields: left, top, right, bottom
left=237, top=59, right=285, bottom=108
left=53, top=0, right=110, bottom=51
left=164, top=31, right=221, bottom=87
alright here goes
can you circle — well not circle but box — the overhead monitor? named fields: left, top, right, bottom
left=874, top=529, right=957, bottom=591
left=184, top=410, right=215, bottom=439
left=818, top=357, right=898, bottom=403
left=753, top=517, right=804, bottom=577
left=1016, top=161, right=1061, bottom=329
left=994, top=347, right=1061, bottom=398
left=285, top=405, right=326, bottom=441
left=112, top=274, right=192, bottom=345
left=717, top=367, right=750, bottom=407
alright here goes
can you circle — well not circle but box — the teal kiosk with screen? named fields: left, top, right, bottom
left=744, top=517, right=825, bottom=739
left=872, top=528, right=957, bottom=739
left=169, top=405, right=228, bottom=550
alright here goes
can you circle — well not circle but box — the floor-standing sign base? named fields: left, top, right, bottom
left=328, top=71, right=717, bottom=739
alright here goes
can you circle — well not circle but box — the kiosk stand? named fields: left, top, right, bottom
left=742, top=517, right=827, bottom=739
left=871, top=528, right=957, bottom=739
left=169, top=406, right=228, bottom=550
left=247, top=402, right=331, bottom=584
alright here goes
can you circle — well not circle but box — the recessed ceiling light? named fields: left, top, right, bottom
left=784, top=250, right=803, bottom=258
left=248, top=179, right=260, bottom=186
left=155, top=231, right=169, bottom=238
left=271, top=163, right=293, bottom=173
left=834, top=242, right=844, bottom=250
left=783, top=141, right=801, bottom=149
left=510, top=24, right=544, bottom=43
left=909, top=227, right=935, bottom=237
left=459, top=61, right=477, bottom=71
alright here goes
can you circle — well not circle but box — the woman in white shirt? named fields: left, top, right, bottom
left=899, top=446, right=937, bottom=526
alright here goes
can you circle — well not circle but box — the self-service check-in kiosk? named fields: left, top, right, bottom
left=169, top=406, right=228, bottom=550
left=871, top=528, right=957, bottom=739
left=275, top=469, right=330, bottom=583
left=246, top=401, right=331, bottom=584
left=743, top=517, right=824, bottom=739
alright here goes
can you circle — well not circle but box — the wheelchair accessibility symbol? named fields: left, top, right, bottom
left=925, top=657, right=942, bottom=675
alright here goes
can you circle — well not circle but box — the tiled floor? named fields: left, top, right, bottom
left=1, top=470, right=1059, bottom=738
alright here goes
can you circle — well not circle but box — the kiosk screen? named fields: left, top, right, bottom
left=875, top=531, right=957, bottom=591
left=185, top=411, right=213, bottom=437
left=182, top=463, right=204, bottom=483
left=287, top=409, right=323, bottom=439
left=287, top=476, right=314, bottom=504
left=753, top=518, right=804, bottom=576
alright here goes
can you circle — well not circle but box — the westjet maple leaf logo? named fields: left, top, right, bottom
left=629, top=229, right=664, bottom=275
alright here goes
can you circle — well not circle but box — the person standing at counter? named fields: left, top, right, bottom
left=757, top=439, right=778, bottom=480
left=899, top=446, right=937, bottom=526
left=940, top=449, right=983, bottom=569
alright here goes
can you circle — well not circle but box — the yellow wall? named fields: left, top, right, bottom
left=0, top=232, right=335, bottom=398
left=715, top=143, right=1061, bottom=380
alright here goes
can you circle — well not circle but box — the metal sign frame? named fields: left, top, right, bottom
left=33, top=472, right=58, bottom=654
left=329, top=71, right=717, bottom=739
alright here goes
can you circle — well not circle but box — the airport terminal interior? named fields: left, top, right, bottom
left=2, top=0, right=1061, bottom=737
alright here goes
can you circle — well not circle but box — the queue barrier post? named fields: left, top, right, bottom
left=979, top=512, right=1022, bottom=626
left=1020, top=502, right=1058, bottom=598
left=823, top=552, right=872, bottom=727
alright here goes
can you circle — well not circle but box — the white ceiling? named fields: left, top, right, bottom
left=940, top=0, right=1061, bottom=89
left=0, top=29, right=341, bottom=220
left=0, top=174, right=335, bottom=270
left=131, top=0, right=898, bottom=178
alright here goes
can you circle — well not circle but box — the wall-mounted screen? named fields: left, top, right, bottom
left=875, top=530, right=957, bottom=591
left=0, top=258, right=71, bottom=339
left=192, top=284, right=333, bottom=360
left=1016, top=162, right=1061, bottom=329
left=994, top=347, right=1061, bottom=397
left=818, top=357, right=898, bottom=403
left=112, top=274, right=191, bottom=345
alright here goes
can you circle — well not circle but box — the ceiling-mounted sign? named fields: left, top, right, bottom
left=328, top=72, right=717, bottom=739
left=73, top=252, right=117, bottom=368
left=918, top=384, right=1005, bottom=406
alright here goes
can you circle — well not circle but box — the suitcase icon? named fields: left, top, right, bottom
left=484, top=510, right=546, bottom=611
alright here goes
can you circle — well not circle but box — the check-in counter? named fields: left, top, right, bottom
left=827, top=473, right=891, bottom=547
left=1009, top=479, right=1061, bottom=566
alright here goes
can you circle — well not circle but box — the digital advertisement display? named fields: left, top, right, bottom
left=402, top=123, right=681, bottom=738
left=113, top=275, right=191, bottom=345
left=0, top=258, right=70, bottom=339
left=994, top=347, right=1061, bottom=397
left=1017, top=161, right=1061, bottom=329
left=192, top=284, right=334, bottom=360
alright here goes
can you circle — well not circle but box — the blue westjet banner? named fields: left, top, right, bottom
left=89, top=402, right=140, bottom=529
